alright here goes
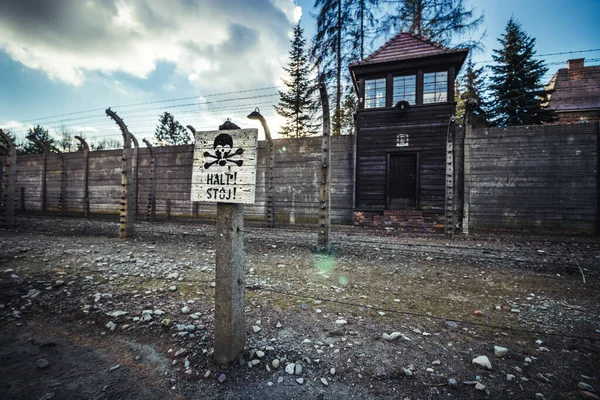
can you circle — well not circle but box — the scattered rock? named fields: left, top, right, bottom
left=335, top=319, right=348, bottom=325
left=581, top=391, right=600, bottom=400
left=217, top=373, right=226, bottom=383
left=578, top=382, right=595, bottom=392
left=277, top=377, right=284, bottom=384
left=175, top=348, right=187, bottom=357
left=448, top=378, right=457, bottom=388
left=272, top=359, right=280, bottom=369
left=330, top=368, right=336, bottom=375
left=294, top=362, right=303, bottom=375
left=252, top=325, right=262, bottom=333
left=285, top=363, right=295, bottom=375
left=475, top=382, right=486, bottom=391
left=160, top=319, right=173, bottom=327
left=109, top=364, right=120, bottom=372
left=472, top=356, right=492, bottom=370
left=403, top=368, right=413, bottom=377
left=204, top=370, right=211, bottom=378
left=296, top=378, right=304, bottom=385
left=473, top=309, right=484, bottom=317
left=321, top=377, right=329, bottom=386
left=507, top=374, right=516, bottom=381
left=432, top=360, right=441, bottom=365
left=37, top=359, right=50, bottom=369
left=105, top=311, right=128, bottom=318
left=256, top=350, right=265, bottom=358
left=106, top=321, right=117, bottom=331
left=181, top=306, right=190, bottom=314
left=169, top=286, right=177, bottom=292
left=494, top=346, right=508, bottom=358
left=38, top=393, right=55, bottom=400
left=444, top=321, right=458, bottom=329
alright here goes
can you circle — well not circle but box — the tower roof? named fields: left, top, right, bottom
left=349, top=32, right=468, bottom=67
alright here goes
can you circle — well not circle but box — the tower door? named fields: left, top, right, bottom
left=388, top=153, right=418, bottom=209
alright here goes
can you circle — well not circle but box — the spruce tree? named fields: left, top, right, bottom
left=0, top=129, right=16, bottom=156
left=276, top=22, right=318, bottom=138
left=459, top=56, right=489, bottom=127
left=488, top=17, right=555, bottom=126
left=379, top=0, right=483, bottom=48
left=154, top=112, right=190, bottom=145
left=311, top=0, right=348, bottom=135
left=22, top=125, right=54, bottom=155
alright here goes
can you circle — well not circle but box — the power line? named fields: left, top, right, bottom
left=19, top=86, right=280, bottom=124
left=473, top=48, right=600, bottom=65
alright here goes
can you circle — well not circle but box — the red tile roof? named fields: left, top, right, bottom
left=349, top=32, right=468, bottom=67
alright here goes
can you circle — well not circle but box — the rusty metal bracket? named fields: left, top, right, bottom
left=0, top=130, right=16, bottom=228
left=142, top=138, right=156, bottom=221
left=106, top=108, right=134, bottom=238
left=318, top=75, right=332, bottom=253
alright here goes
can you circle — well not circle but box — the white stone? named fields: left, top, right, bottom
left=321, top=377, right=328, bottom=386
left=335, top=319, right=348, bottom=325
left=494, top=346, right=508, bottom=358
left=472, top=356, right=492, bottom=370
left=285, top=363, right=295, bottom=375
left=296, top=378, right=304, bottom=385
left=272, top=359, right=280, bottom=369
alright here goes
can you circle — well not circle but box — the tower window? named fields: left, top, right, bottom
left=364, top=78, right=386, bottom=108
left=423, top=71, right=448, bottom=103
left=393, top=75, right=416, bottom=105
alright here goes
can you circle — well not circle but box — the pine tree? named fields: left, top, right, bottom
left=0, top=128, right=17, bottom=156
left=458, top=57, right=489, bottom=127
left=346, top=0, right=380, bottom=62
left=488, top=18, right=555, bottom=126
left=379, top=0, right=483, bottom=48
left=339, top=91, right=358, bottom=135
left=276, top=22, right=318, bottom=138
left=154, top=112, right=190, bottom=146
left=22, top=125, right=54, bottom=155
left=311, top=0, right=348, bottom=135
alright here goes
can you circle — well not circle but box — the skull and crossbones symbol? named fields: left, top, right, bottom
left=203, top=133, right=244, bottom=169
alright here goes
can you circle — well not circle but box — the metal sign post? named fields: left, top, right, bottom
left=191, top=125, right=258, bottom=365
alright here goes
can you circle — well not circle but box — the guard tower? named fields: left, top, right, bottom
left=349, top=33, right=468, bottom=232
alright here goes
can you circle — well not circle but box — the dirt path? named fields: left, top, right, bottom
left=1, top=216, right=599, bottom=399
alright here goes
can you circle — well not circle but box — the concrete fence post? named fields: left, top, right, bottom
left=247, top=109, right=275, bottom=227
left=0, top=130, right=17, bottom=228
left=142, top=138, right=156, bottom=221
left=318, top=75, right=332, bottom=253
left=130, top=133, right=140, bottom=217
left=74, top=136, right=90, bottom=218
left=106, top=108, right=134, bottom=238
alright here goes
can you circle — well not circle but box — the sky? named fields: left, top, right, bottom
left=0, top=0, right=599, bottom=146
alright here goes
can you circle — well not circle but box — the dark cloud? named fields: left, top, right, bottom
left=0, top=0, right=299, bottom=88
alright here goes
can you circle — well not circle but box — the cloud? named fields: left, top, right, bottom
left=0, top=0, right=301, bottom=91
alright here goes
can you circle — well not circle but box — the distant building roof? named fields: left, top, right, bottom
left=546, top=59, right=600, bottom=112
left=349, top=32, right=468, bottom=67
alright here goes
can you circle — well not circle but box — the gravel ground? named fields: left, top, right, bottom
left=1, top=215, right=600, bottom=400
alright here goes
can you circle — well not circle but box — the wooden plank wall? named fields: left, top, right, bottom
left=9, top=135, right=355, bottom=224
left=464, top=123, right=599, bottom=233
left=355, top=103, right=454, bottom=218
